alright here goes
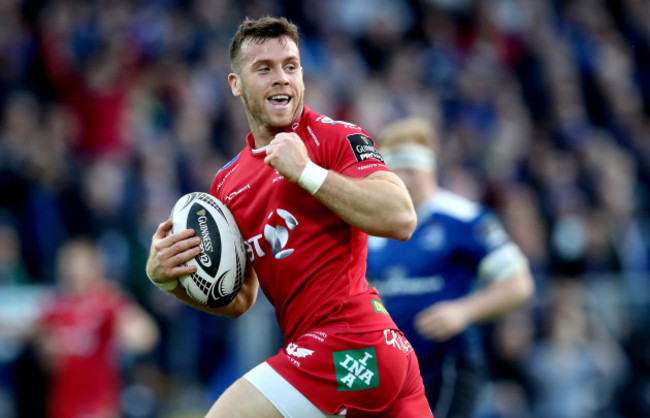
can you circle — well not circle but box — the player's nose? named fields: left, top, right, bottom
left=273, top=68, right=290, bottom=85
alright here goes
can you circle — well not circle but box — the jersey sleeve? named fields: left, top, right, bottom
left=467, top=212, right=529, bottom=285
left=314, top=124, right=390, bottom=179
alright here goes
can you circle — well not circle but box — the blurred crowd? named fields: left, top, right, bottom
left=0, top=0, right=648, bottom=417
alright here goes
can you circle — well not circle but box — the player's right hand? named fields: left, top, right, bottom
left=264, top=132, right=309, bottom=183
left=414, top=301, right=470, bottom=342
left=145, top=219, right=201, bottom=285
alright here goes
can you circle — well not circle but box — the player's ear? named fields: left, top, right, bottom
left=228, top=73, right=242, bottom=97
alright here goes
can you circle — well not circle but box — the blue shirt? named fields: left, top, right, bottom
left=366, top=189, right=527, bottom=371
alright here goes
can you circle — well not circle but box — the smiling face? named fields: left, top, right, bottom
left=229, top=36, right=304, bottom=146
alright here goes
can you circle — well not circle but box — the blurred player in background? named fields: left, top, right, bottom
left=36, top=237, right=159, bottom=418
left=366, top=118, right=534, bottom=418
left=146, top=16, right=433, bottom=417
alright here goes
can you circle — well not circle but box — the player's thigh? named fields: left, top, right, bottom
left=206, top=377, right=283, bottom=418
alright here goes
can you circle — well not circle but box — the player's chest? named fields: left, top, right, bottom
left=222, top=159, right=304, bottom=215
left=221, top=158, right=325, bottom=259
left=51, top=302, right=113, bottom=337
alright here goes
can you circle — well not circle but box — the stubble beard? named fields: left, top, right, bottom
left=241, top=90, right=267, bottom=131
left=240, top=87, right=302, bottom=135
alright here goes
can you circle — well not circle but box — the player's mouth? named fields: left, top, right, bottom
left=267, top=94, right=292, bottom=108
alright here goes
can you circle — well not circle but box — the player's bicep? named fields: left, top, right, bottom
left=363, top=170, right=407, bottom=186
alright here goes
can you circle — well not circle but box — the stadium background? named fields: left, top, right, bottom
left=0, top=0, right=649, bottom=416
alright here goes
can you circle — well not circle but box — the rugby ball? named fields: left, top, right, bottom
left=169, top=192, right=246, bottom=307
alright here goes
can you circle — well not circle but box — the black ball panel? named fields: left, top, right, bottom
left=186, top=203, right=222, bottom=277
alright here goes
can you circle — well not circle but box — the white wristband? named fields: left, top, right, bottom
left=298, top=160, right=328, bottom=195
left=147, top=273, right=179, bottom=291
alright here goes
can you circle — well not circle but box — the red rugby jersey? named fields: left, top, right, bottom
left=210, top=106, right=397, bottom=344
left=40, top=282, right=130, bottom=418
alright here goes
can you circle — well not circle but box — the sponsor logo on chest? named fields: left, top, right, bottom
left=244, top=208, right=299, bottom=261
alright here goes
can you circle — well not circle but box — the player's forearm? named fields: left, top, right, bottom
left=313, top=170, right=416, bottom=241
left=117, top=306, right=160, bottom=353
left=167, top=270, right=259, bottom=318
left=458, top=270, right=534, bottom=323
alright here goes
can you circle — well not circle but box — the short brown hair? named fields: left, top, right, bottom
left=378, top=117, right=438, bottom=153
left=229, top=17, right=300, bottom=73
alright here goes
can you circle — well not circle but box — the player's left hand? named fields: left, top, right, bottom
left=264, top=132, right=309, bottom=183
left=414, top=301, right=470, bottom=341
left=146, top=219, right=201, bottom=285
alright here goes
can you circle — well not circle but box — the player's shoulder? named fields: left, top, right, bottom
left=211, top=152, right=243, bottom=195
left=425, top=190, right=511, bottom=251
left=305, top=107, right=371, bottom=139
left=217, top=152, right=242, bottom=174
left=426, top=189, right=486, bottom=224
left=307, top=108, right=384, bottom=161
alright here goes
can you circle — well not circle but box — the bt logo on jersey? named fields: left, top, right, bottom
left=244, top=209, right=298, bottom=261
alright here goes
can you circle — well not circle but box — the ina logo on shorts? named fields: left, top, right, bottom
left=332, top=347, right=379, bottom=391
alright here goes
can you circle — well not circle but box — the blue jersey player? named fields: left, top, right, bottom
left=367, top=118, right=534, bottom=418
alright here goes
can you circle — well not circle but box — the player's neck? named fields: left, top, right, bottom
left=250, top=125, right=288, bottom=149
